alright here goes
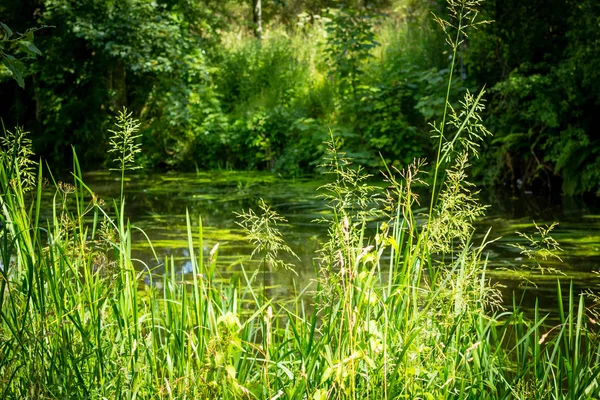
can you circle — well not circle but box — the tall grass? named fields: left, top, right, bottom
left=2, top=121, right=600, bottom=400
left=2, top=2, right=600, bottom=399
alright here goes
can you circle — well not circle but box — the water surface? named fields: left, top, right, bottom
left=83, top=170, right=600, bottom=312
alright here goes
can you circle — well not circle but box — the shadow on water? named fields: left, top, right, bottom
left=80, top=170, right=600, bottom=314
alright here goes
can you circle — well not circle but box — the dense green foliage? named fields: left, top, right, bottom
left=465, top=0, right=600, bottom=195
left=2, top=82, right=600, bottom=400
left=1, top=0, right=599, bottom=191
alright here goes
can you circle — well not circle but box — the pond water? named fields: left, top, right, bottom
left=83, top=170, right=600, bottom=313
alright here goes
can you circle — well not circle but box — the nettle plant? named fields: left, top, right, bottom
left=324, top=6, right=380, bottom=104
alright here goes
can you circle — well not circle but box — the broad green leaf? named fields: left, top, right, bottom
left=320, top=366, right=333, bottom=384
left=3, top=57, right=25, bottom=88
left=0, top=22, right=12, bottom=38
left=19, top=40, right=42, bottom=56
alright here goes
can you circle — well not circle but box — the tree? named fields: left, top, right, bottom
left=466, top=0, right=600, bottom=194
left=0, top=0, right=218, bottom=169
left=253, top=0, right=262, bottom=39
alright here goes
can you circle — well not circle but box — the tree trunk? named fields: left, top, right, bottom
left=253, top=0, right=262, bottom=40
left=32, top=74, right=41, bottom=122
left=108, top=60, right=127, bottom=111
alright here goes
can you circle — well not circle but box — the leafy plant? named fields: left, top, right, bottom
left=464, top=0, right=600, bottom=194
left=324, top=6, right=380, bottom=103
left=0, top=22, right=42, bottom=88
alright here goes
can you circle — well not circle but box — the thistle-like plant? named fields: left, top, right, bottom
left=108, top=107, right=142, bottom=202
